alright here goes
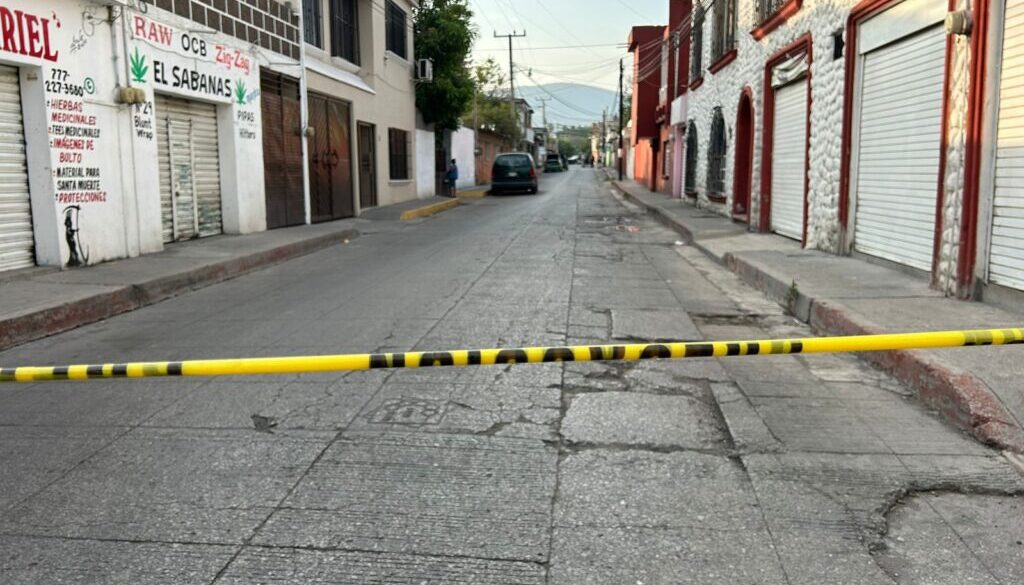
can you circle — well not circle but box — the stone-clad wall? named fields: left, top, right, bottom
left=685, top=0, right=970, bottom=290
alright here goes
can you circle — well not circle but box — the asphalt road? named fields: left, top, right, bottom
left=1, top=168, right=1022, bottom=584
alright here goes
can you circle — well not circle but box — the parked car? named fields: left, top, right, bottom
left=491, top=153, right=539, bottom=194
left=544, top=157, right=563, bottom=173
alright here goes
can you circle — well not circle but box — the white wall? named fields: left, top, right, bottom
left=15, top=0, right=129, bottom=268
left=416, top=128, right=435, bottom=198
left=451, top=126, right=477, bottom=189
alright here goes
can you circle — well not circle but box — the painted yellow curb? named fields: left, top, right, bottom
left=399, top=198, right=461, bottom=221
left=457, top=188, right=490, bottom=199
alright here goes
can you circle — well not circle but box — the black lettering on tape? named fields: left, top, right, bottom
left=86, top=365, right=104, bottom=377
left=421, top=352, right=455, bottom=367
left=684, top=343, right=714, bottom=358
left=392, top=354, right=406, bottom=368
left=790, top=341, right=804, bottom=354
left=588, top=346, right=625, bottom=361
left=496, top=349, right=529, bottom=364
left=467, top=351, right=482, bottom=365
left=746, top=343, right=761, bottom=355
left=112, top=364, right=129, bottom=377
left=543, top=347, right=575, bottom=363
left=965, top=332, right=994, bottom=346
left=725, top=343, right=742, bottom=356
left=369, top=354, right=389, bottom=369
left=640, top=345, right=672, bottom=359
left=167, top=362, right=183, bottom=376
left=51, top=366, right=70, bottom=380
left=0, top=367, right=16, bottom=382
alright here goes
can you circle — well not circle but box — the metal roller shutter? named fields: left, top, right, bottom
left=853, top=26, right=946, bottom=271
left=0, top=65, right=33, bottom=271
left=770, top=80, right=807, bottom=241
left=155, top=94, right=222, bottom=243
left=990, top=0, right=1024, bottom=290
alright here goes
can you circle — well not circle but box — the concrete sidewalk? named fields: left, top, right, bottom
left=609, top=175, right=1024, bottom=453
left=0, top=219, right=360, bottom=353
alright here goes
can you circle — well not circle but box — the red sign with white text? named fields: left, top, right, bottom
left=0, top=6, right=60, bottom=62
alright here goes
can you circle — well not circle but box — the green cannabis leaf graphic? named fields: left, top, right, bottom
left=235, top=80, right=247, bottom=105
left=129, top=48, right=148, bottom=84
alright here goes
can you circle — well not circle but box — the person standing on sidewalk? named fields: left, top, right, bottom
left=446, top=159, right=459, bottom=197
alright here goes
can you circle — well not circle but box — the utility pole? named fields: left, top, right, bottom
left=618, top=57, right=625, bottom=181
left=602, top=108, right=607, bottom=167
left=494, top=30, right=526, bottom=140
left=537, top=97, right=551, bottom=130
left=536, top=96, right=551, bottom=151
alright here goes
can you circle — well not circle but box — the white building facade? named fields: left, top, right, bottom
left=300, top=0, right=420, bottom=221
left=681, top=0, right=1008, bottom=300
left=0, top=0, right=423, bottom=276
left=0, top=0, right=303, bottom=274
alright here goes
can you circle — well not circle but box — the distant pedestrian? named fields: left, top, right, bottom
left=446, top=158, right=459, bottom=197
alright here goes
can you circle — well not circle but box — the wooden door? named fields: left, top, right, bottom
left=307, top=94, right=354, bottom=223
left=308, top=95, right=333, bottom=223
left=358, top=122, right=377, bottom=209
left=327, top=98, right=354, bottom=219
left=261, top=70, right=305, bottom=229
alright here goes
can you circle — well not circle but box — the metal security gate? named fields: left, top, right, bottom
left=156, top=94, right=223, bottom=242
left=770, top=79, right=808, bottom=241
left=0, top=64, right=33, bottom=272
left=853, top=25, right=946, bottom=271
left=989, top=0, right=1024, bottom=290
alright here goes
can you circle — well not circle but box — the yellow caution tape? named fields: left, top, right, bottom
left=1, top=328, right=1021, bottom=383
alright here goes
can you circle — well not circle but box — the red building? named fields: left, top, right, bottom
left=628, top=26, right=665, bottom=191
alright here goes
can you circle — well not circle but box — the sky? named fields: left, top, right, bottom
left=467, top=0, right=669, bottom=93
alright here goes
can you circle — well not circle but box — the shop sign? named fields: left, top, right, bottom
left=0, top=6, right=60, bottom=63
left=129, top=12, right=254, bottom=103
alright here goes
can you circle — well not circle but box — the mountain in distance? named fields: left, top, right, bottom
left=515, top=83, right=617, bottom=128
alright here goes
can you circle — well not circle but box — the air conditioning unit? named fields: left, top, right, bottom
left=416, top=59, right=434, bottom=82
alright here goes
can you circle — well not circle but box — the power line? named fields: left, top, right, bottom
left=474, top=42, right=626, bottom=52
left=613, top=0, right=659, bottom=23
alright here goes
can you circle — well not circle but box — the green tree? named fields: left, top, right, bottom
left=415, top=0, right=476, bottom=132
left=470, top=57, right=520, bottom=142
left=558, top=139, right=580, bottom=158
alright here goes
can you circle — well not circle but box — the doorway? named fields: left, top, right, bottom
left=732, top=90, right=754, bottom=219
left=307, top=93, right=354, bottom=223
left=357, top=122, right=377, bottom=209
left=261, top=69, right=305, bottom=229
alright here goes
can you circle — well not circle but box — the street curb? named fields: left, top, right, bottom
left=400, top=198, right=462, bottom=221
left=613, top=179, right=1024, bottom=453
left=809, top=300, right=1024, bottom=453
left=457, top=187, right=490, bottom=199
left=0, top=228, right=360, bottom=352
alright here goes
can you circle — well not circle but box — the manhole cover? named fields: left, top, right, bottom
left=365, top=398, right=448, bottom=425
